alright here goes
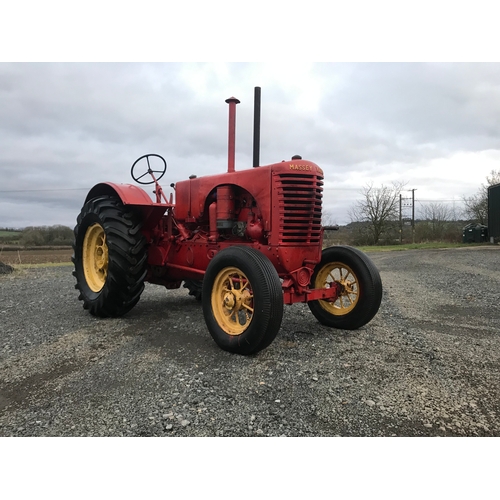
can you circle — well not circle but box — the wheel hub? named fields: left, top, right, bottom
left=223, top=292, right=236, bottom=309
left=82, top=223, right=109, bottom=293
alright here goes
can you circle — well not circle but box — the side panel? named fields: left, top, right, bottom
left=174, top=168, right=272, bottom=228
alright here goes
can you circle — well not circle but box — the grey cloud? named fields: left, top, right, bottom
left=318, top=63, right=500, bottom=158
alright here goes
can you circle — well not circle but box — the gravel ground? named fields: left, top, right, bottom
left=1, top=246, right=499, bottom=437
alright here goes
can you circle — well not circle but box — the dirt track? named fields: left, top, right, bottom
left=0, top=246, right=499, bottom=436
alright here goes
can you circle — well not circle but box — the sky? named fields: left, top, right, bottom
left=1, top=5, right=500, bottom=229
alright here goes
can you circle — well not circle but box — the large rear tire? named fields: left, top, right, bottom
left=183, top=279, right=203, bottom=301
left=308, top=246, right=382, bottom=330
left=72, top=195, right=147, bottom=317
left=202, top=246, right=284, bottom=355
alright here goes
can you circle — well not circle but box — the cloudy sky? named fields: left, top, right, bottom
left=1, top=61, right=500, bottom=228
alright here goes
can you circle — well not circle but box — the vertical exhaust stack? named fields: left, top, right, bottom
left=225, top=96, right=240, bottom=173
left=253, top=86, right=261, bottom=168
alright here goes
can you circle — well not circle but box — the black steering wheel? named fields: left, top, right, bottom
left=131, top=154, right=167, bottom=185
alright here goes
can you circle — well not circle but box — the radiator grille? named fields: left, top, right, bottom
left=276, top=173, right=323, bottom=244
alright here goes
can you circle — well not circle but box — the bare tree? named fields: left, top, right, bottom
left=321, top=209, right=338, bottom=227
left=462, top=169, right=500, bottom=225
left=417, top=202, right=453, bottom=241
left=349, top=181, right=407, bottom=244
left=420, top=202, right=453, bottom=223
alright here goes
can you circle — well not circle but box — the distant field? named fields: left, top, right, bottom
left=0, top=231, right=21, bottom=237
left=0, top=247, right=72, bottom=265
left=0, top=231, right=22, bottom=244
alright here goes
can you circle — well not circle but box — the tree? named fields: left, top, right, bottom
left=417, top=202, right=454, bottom=241
left=20, top=228, right=45, bottom=246
left=321, top=209, right=339, bottom=229
left=349, top=181, right=406, bottom=245
left=462, top=169, right=500, bottom=225
left=19, top=225, right=74, bottom=246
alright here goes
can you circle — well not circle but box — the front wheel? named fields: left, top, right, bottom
left=202, top=246, right=284, bottom=355
left=308, top=246, right=382, bottom=330
left=72, top=195, right=147, bottom=317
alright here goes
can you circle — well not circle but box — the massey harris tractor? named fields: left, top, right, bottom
left=72, top=88, right=383, bottom=355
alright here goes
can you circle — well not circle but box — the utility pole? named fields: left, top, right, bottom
left=411, top=188, right=417, bottom=244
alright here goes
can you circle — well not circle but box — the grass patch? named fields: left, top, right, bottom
left=357, top=242, right=492, bottom=252
left=0, top=230, right=21, bottom=236
left=0, top=230, right=22, bottom=244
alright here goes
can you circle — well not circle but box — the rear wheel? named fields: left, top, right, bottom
left=183, top=279, right=203, bottom=301
left=202, top=246, right=284, bottom=355
left=72, top=195, right=147, bottom=317
left=308, top=246, right=382, bottom=330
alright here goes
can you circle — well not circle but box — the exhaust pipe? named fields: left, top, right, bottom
left=253, top=86, right=261, bottom=168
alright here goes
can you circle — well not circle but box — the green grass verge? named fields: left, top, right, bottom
left=356, top=242, right=492, bottom=252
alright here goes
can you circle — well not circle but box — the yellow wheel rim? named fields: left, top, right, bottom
left=82, top=223, right=108, bottom=293
left=211, top=267, right=254, bottom=335
left=315, top=262, right=359, bottom=315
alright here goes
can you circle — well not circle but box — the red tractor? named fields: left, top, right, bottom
left=73, top=88, right=382, bottom=355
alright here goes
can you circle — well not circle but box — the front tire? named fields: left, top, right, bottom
left=308, top=246, right=382, bottom=330
left=72, top=195, right=147, bottom=317
left=202, top=246, right=284, bottom=355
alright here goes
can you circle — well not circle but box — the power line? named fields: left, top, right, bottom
left=323, top=187, right=364, bottom=191
left=415, top=198, right=462, bottom=203
left=0, top=188, right=91, bottom=193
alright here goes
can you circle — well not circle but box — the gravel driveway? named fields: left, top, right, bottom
left=1, top=247, right=499, bottom=436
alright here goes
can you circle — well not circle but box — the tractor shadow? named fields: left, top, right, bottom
left=119, top=287, right=359, bottom=359
left=120, top=290, right=221, bottom=358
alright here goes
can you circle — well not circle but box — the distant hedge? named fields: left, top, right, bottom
left=18, top=225, right=74, bottom=246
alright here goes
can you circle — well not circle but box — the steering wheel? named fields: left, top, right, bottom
left=131, top=154, right=167, bottom=185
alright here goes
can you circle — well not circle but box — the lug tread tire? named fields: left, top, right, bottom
left=308, top=245, right=382, bottom=330
left=183, top=280, right=203, bottom=301
left=72, top=195, right=147, bottom=317
left=202, top=246, right=284, bottom=355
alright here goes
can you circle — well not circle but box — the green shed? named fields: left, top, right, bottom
left=488, top=183, right=500, bottom=242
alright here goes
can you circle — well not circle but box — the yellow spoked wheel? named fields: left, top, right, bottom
left=83, top=223, right=109, bottom=292
left=202, top=246, right=284, bottom=355
left=315, top=262, right=359, bottom=315
left=211, top=267, right=254, bottom=335
left=308, top=246, right=382, bottom=330
left=73, top=195, right=147, bottom=317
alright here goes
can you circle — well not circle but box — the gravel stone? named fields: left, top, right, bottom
left=1, top=247, right=500, bottom=436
